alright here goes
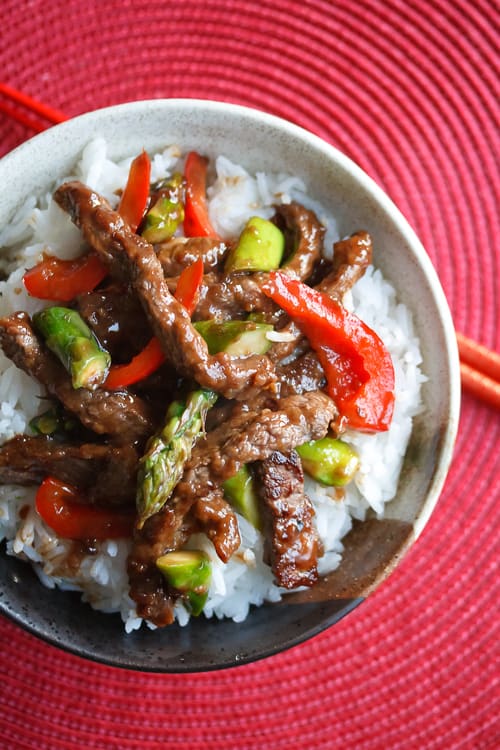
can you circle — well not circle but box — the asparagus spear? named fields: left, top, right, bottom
left=33, top=306, right=111, bottom=390
left=136, top=388, right=218, bottom=528
left=223, top=464, right=261, bottom=529
left=224, top=216, right=285, bottom=272
left=137, top=315, right=271, bottom=529
left=194, top=319, right=273, bottom=356
left=141, top=173, right=184, bottom=243
left=296, top=436, right=360, bottom=487
left=156, top=550, right=211, bottom=616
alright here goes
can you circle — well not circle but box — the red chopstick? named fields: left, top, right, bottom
left=457, top=332, right=500, bottom=409
left=0, top=82, right=67, bottom=131
left=0, top=99, right=48, bottom=133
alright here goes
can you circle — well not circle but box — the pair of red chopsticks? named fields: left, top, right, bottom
left=1, top=83, right=500, bottom=410
left=457, top=333, right=500, bottom=410
left=0, top=82, right=67, bottom=130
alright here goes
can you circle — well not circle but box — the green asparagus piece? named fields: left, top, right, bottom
left=29, top=405, right=78, bottom=438
left=223, top=465, right=261, bottom=529
left=141, top=173, right=184, bottom=243
left=136, top=389, right=218, bottom=528
left=224, top=216, right=285, bottom=272
left=296, top=436, right=360, bottom=487
left=194, top=319, right=273, bottom=356
left=33, top=306, right=111, bottom=390
left=156, top=550, right=211, bottom=616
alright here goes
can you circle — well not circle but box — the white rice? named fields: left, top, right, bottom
left=0, top=140, right=426, bottom=631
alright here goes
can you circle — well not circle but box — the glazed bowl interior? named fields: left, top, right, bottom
left=0, top=100, right=460, bottom=671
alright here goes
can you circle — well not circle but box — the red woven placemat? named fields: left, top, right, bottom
left=0, top=1, right=498, bottom=748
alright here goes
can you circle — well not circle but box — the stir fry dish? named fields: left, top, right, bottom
left=0, top=149, right=395, bottom=626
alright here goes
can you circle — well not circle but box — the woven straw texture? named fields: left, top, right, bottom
left=0, top=1, right=498, bottom=748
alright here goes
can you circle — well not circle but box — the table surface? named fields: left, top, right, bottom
left=0, top=1, right=498, bottom=748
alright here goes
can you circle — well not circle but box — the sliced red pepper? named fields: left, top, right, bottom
left=174, top=257, right=204, bottom=315
left=104, top=337, right=166, bottom=390
left=263, top=272, right=395, bottom=432
left=23, top=252, right=107, bottom=301
left=35, top=476, right=134, bottom=540
left=118, top=150, right=151, bottom=233
left=183, top=151, right=221, bottom=239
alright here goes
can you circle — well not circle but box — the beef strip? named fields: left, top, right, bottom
left=204, top=397, right=236, bottom=431
left=197, top=390, right=337, bottom=480
left=278, top=350, right=326, bottom=396
left=127, top=538, right=176, bottom=626
left=157, top=391, right=336, bottom=537
left=316, top=230, right=372, bottom=299
left=190, top=494, right=241, bottom=563
left=155, top=237, right=229, bottom=276
left=0, top=435, right=137, bottom=506
left=274, top=201, right=325, bottom=280
left=255, top=450, right=321, bottom=588
left=127, top=390, right=335, bottom=623
left=191, top=272, right=249, bottom=321
left=0, top=312, right=154, bottom=444
left=75, top=285, right=151, bottom=362
left=54, top=181, right=277, bottom=400
left=193, top=271, right=278, bottom=322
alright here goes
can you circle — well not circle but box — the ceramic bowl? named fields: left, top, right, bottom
left=0, top=100, right=460, bottom=671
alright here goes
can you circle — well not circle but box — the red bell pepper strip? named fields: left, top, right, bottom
left=35, top=476, right=134, bottom=540
left=183, top=151, right=221, bottom=239
left=263, top=272, right=395, bottom=432
left=118, top=150, right=151, bottom=233
left=23, top=252, right=107, bottom=301
left=104, top=337, right=166, bottom=390
left=174, top=257, right=204, bottom=315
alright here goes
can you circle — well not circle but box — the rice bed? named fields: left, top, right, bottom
left=0, top=140, right=426, bottom=630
